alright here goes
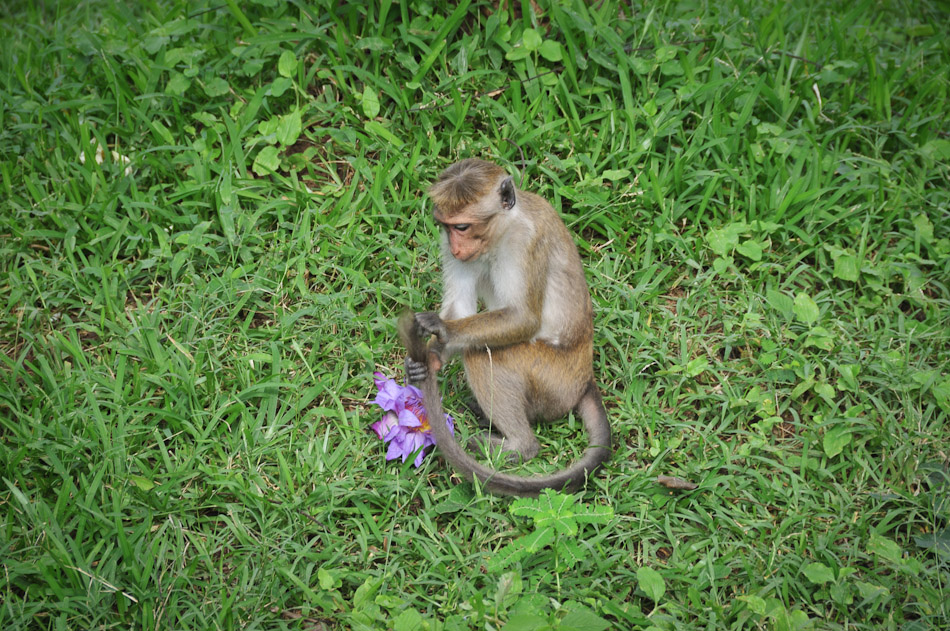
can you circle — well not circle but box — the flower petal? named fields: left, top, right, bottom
left=385, top=442, right=404, bottom=461
left=370, top=411, right=398, bottom=440
left=373, top=379, right=402, bottom=412
left=398, top=408, right=422, bottom=428
left=383, top=423, right=406, bottom=443
left=412, top=448, right=426, bottom=468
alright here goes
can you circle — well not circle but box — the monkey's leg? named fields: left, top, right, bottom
left=462, top=348, right=540, bottom=463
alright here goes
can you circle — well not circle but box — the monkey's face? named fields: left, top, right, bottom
left=434, top=209, right=493, bottom=262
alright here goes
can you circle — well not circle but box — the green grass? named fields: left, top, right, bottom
left=1, top=0, right=948, bottom=629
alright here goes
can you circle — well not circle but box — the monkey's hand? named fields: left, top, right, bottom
left=413, top=311, right=448, bottom=344
left=399, top=310, right=445, bottom=384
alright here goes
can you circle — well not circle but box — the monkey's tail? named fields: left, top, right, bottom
left=399, top=313, right=610, bottom=497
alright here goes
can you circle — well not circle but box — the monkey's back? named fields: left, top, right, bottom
left=518, top=190, right=594, bottom=352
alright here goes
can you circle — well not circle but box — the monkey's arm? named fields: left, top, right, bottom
left=415, top=305, right=541, bottom=356
left=419, top=257, right=546, bottom=353
left=447, top=307, right=541, bottom=348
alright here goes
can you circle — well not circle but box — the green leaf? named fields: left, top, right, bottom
left=804, top=326, right=835, bottom=351
left=686, top=356, right=708, bottom=377
left=522, top=29, right=542, bottom=51
left=921, top=139, right=950, bottom=161
left=830, top=582, right=854, bottom=605
left=217, top=205, right=236, bottom=246
left=434, top=483, right=475, bottom=513
left=352, top=577, right=382, bottom=609
left=913, top=213, right=934, bottom=243
left=802, top=562, right=835, bottom=584
left=204, top=77, right=230, bottom=97
left=165, top=72, right=190, bottom=96
left=488, top=539, right=530, bottom=573
left=557, top=538, right=586, bottom=569
left=601, top=168, right=630, bottom=182
left=129, top=475, right=155, bottom=491
left=706, top=225, right=741, bottom=257
left=655, top=45, right=677, bottom=63
left=867, top=534, right=902, bottom=564
left=793, top=292, right=820, bottom=325
left=258, top=116, right=279, bottom=136
left=501, top=613, right=551, bottom=631
left=268, top=77, right=293, bottom=97
left=364, top=120, right=403, bottom=147
left=932, top=379, right=950, bottom=412
left=521, top=526, right=556, bottom=552
left=736, top=239, right=763, bottom=261
left=252, top=146, right=281, bottom=176
left=914, top=526, right=950, bottom=561
left=318, top=567, right=340, bottom=590
left=855, top=581, right=890, bottom=602
left=573, top=504, right=614, bottom=524
left=737, top=595, right=767, bottom=615
left=506, top=46, right=531, bottom=61
left=392, top=607, right=423, bottom=631
left=362, top=85, right=380, bottom=118
left=278, top=50, right=297, bottom=78
left=631, top=57, right=652, bottom=74
left=636, top=566, right=665, bottom=602
left=837, top=364, right=861, bottom=391
left=276, top=109, right=302, bottom=146
left=833, top=254, right=860, bottom=281
left=814, top=381, right=836, bottom=403
left=823, top=425, right=852, bottom=458
left=375, top=594, right=405, bottom=609
left=766, top=289, right=795, bottom=320
left=494, top=571, right=523, bottom=612
left=354, top=37, right=390, bottom=51
left=508, top=593, right=551, bottom=620
left=559, top=602, right=611, bottom=631
left=712, top=256, right=732, bottom=274
left=539, top=40, right=563, bottom=62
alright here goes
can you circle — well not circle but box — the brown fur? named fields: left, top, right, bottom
left=403, top=159, right=611, bottom=495
left=428, top=159, right=508, bottom=217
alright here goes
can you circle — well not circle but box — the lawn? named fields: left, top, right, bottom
left=1, top=1, right=948, bottom=629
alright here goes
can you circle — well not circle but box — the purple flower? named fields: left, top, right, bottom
left=370, top=372, right=454, bottom=468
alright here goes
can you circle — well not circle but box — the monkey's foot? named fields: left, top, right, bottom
left=404, top=355, right=428, bottom=384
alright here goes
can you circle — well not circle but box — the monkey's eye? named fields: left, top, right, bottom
left=453, top=224, right=471, bottom=233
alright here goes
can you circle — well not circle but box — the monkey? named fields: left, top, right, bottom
left=400, top=158, right=610, bottom=496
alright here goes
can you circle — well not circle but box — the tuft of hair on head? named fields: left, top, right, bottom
left=428, top=159, right=508, bottom=216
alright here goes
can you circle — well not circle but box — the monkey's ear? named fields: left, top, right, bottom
left=499, top=176, right=516, bottom=210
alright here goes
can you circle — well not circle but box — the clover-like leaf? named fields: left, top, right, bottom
left=539, top=40, right=563, bottom=62
left=522, top=29, right=542, bottom=51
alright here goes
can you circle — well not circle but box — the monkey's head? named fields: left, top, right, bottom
left=428, top=159, right=517, bottom=262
